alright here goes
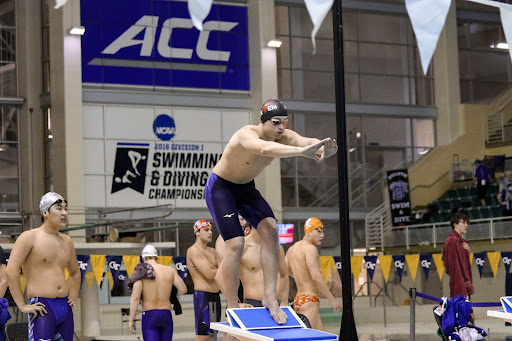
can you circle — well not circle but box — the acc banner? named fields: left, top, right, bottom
left=386, top=169, right=412, bottom=226
left=405, top=254, right=420, bottom=282
left=173, top=256, right=188, bottom=280
left=77, top=255, right=90, bottom=287
left=107, top=256, right=123, bottom=284
left=502, top=252, right=512, bottom=274
left=432, top=253, right=445, bottom=280
left=474, top=252, right=486, bottom=278
left=364, top=256, right=378, bottom=282
left=488, top=251, right=501, bottom=278
left=393, top=255, right=406, bottom=282
left=420, top=254, right=433, bottom=280
left=378, top=255, right=393, bottom=283
left=333, top=256, right=342, bottom=279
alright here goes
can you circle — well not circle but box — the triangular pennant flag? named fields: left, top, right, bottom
left=157, top=256, right=173, bottom=267
left=64, top=268, right=69, bottom=281
left=188, top=0, right=214, bottom=31
left=420, top=254, right=433, bottom=280
left=364, top=256, right=378, bottom=282
left=116, top=270, right=128, bottom=287
left=123, top=255, right=140, bottom=278
left=20, top=274, right=26, bottom=293
left=392, top=255, right=406, bottom=282
left=350, top=256, right=363, bottom=280
left=487, top=251, right=501, bottom=278
left=432, top=253, right=445, bottom=280
left=77, top=255, right=90, bottom=287
left=474, top=252, right=486, bottom=278
left=173, top=256, right=189, bottom=280
left=106, top=256, right=123, bottom=284
left=54, top=0, right=68, bottom=9
left=468, top=0, right=512, bottom=64
left=378, top=255, right=393, bottom=283
left=85, top=272, right=95, bottom=289
left=304, top=0, right=335, bottom=54
left=502, top=252, right=512, bottom=274
left=470, top=252, right=474, bottom=265
left=320, top=256, right=335, bottom=283
left=405, top=0, right=451, bottom=75
left=405, top=254, right=420, bottom=282
left=333, top=256, right=342, bottom=278
left=90, top=255, right=106, bottom=287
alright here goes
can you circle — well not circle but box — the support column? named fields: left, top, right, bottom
left=80, top=280, right=101, bottom=337
left=248, top=0, right=283, bottom=222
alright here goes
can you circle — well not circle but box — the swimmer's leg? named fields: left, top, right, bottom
left=56, top=304, right=74, bottom=341
left=297, top=301, right=322, bottom=330
left=222, top=236, right=245, bottom=309
left=29, top=299, right=57, bottom=341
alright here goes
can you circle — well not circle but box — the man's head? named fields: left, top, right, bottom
left=142, top=244, right=158, bottom=262
left=260, top=99, right=288, bottom=140
left=238, top=214, right=251, bottom=236
left=450, top=213, right=469, bottom=235
left=39, top=192, right=68, bottom=226
left=474, top=159, right=482, bottom=165
left=304, top=217, right=324, bottom=245
left=194, top=219, right=213, bottom=242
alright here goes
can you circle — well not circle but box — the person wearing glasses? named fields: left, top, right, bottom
left=285, top=218, right=341, bottom=330
left=204, top=98, right=338, bottom=325
left=6, top=192, right=80, bottom=341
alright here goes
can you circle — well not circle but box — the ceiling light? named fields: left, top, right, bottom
left=490, top=42, right=509, bottom=49
left=48, top=134, right=54, bottom=139
left=418, top=149, right=429, bottom=155
left=356, top=132, right=361, bottom=138
left=69, top=26, right=85, bottom=35
left=267, top=39, right=282, bottom=48
left=349, top=147, right=356, bottom=152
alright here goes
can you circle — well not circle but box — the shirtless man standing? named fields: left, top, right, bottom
left=129, top=245, right=187, bottom=340
left=286, top=217, right=341, bottom=330
left=205, top=99, right=337, bottom=323
left=187, top=220, right=222, bottom=341
left=6, top=192, right=81, bottom=341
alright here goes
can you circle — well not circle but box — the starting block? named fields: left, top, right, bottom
left=210, top=306, right=338, bottom=341
left=487, top=296, right=512, bottom=322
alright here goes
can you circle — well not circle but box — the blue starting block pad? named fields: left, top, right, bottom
left=487, top=297, right=512, bottom=321
left=211, top=306, right=338, bottom=341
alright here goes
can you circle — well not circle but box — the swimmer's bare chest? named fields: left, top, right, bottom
left=216, top=149, right=274, bottom=183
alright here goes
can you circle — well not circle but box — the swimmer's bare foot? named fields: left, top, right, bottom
left=263, top=298, right=288, bottom=325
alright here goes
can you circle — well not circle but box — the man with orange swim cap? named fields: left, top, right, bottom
left=285, top=217, right=341, bottom=330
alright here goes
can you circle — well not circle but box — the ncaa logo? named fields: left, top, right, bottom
left=153, top=114, right=176, bottom=141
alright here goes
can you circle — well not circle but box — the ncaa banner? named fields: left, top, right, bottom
left=474, top=252, right=486, bottom=278
left=364, top=256, right=378, bottom=282
left=107, top=256, right=123, bottom=284
left=386, top=169, right=412, bottom=226
left=420, top=254, right=432, bottom=280
left=77, top=255, right=90, bottom=287
left=502, top=252, right=512, bottom=274
left=173, top=256, right=188, bottom=280
left=81, top=0, right=249, bottom=91
left=393, top=255, right=406, bottom=282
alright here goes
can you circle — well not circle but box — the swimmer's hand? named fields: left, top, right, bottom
left=129, top=319, right=136, bottom=334
left=330, top=299, right=341, bottom=313
left=22, top=302, right=47, bottom=317
left=301, top=139, right=327, bottom=161
left=67, top=298, right=76, bottom=310
left=317, top=138, right=337, bottom=162
left=238, top=303, right=254, bottom=309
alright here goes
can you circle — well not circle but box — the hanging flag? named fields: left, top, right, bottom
left=468, top=0, right=512, bottom=64
left=350, top=256, right=364, bottom=280
left=304, top=0, right=335, bottom=53
left=393, top=255, right=406, bottom=282
left=378, top=255, right=393, bottom=283
left=90, top=255, right=107, bottom=287
left=470, top=252, right=474, bottom=266
left=488, top=251, right=501, bottom=278
left=117, top=270, right=128, bottom=288
left=173, top=256, right=189, bottom=280
left=474, top=252, right=486, bottom=278
left=64, top=268, right=69, bottom=281
left=157, top=256, right=173, bottom=267
left=20, top=274, right=26, bottom=293
left=55, top=0, right=68, bottom=9
left=107, top=256, right=123, bottom=284
left=405, top=254, right=420, bottom=282
left=420, top=254, right=433, bottom=280
left=405, top=0, right=451, bottom=75
left=77, top=255, right=90, bottom=287
left=5, top=253, right=9, bottom=263
left=432, top=253, right=445, bottom=280
left=188, top=0, right=214, bottom=31
left=502, top=252, right=512, bottom=274
left=123, top=255, right=140, bottom=278
left=333, top=256, right=342, bottom=278
left=320, top=256, right=336, bottom=283
left=386, top=169, right=412, bottom=226
left=364, top=256, right=378, bottom=282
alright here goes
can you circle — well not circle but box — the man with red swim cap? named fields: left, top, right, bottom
left=204, top=99, right=337, bottom=324
left=286, top=217, right=341, bottom=330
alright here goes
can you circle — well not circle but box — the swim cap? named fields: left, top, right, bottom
left=260, top=99, right=288, bottom=123
left=39, top=192, right=66, bottom=215
left=304, top=217, right=324, bottom=234
left=142, top=245, right=158, bottom=258
left=194, top=219, right=212, bottom=234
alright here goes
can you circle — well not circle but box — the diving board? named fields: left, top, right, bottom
left=211, top=306, right=338, bottom=341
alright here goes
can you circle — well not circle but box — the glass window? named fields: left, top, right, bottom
left=0, top=106, right=19, bottom=212
left=356, top=13, right=408, bottom=44
left=362, top=117, right=411, bottom=147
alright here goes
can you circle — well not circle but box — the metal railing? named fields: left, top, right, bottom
left=365, top=200, right=392, bottom=249
left=486, top=88, right=512, bottom=144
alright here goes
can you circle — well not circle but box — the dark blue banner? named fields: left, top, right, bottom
left=173, top=256, right=188, bottom=280
left=503, top=252, right=512, bottom=274
left=333, top=256, right=342, bottom=279
left=420, top=254, right=432, bottom=280
left=474, top=252, right=486, bottom=278
left=81, top=0, right=249, bottom=90
left=364, top=256, right=378, bottom=282
left=393, top=255, right=406, bottom=282
left=107, top=256, right=123, bottom=284
left=77, top=255, right=90, bottom=287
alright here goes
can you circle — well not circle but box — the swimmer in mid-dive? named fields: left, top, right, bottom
left=6, top=192, right=80, bottom=341
left=128, top=245, right=187, bottom=340
left=205, top=99, right=337, bottom=324
left=286, top=218, right=341, bottom=330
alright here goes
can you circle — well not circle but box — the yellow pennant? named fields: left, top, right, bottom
left=432, top=253, right=444, bottom=280
left=320, top=256, right=335, bottom=283
left=90, top=255, right=106, bottom=287
left=85, top=272, right=95, bottom=289
left=20, top=274, right=26, bottom=293
left=123, top=255, right=140, bottom=278
left=106, top=271, right=114, bottom=291
left=405, top=254, right=420, bottom=282
left=351, top=256, right=364, bottom=279
left=470, top=252, right=473, bottom=265
left=378, top=255, right=393, bottom=283
left=487, top=251, right=501, bottom=278
left=157, top=256, right=173, bottom=267
left=64, top=268, right=69, bottom=281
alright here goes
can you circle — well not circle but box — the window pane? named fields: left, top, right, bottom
left=0, top=107, right=17, bottom=141
left=360, top=75, right=410, bottom=104
left=344, top=41, right=358, bottom=73
left=281, top=177, right=297, bottom=207
left=292, top=70, right=334, bottom=101
left=345, top=73, right=360, bottom=103
left=363, top=117, right=411, bottom=147
left=0, top=177, right=19, bottom=212
left=280, top=157, right=296, bottom=176
left=277, top=69, right=292, bottom=99
left=472, top=81, right=510, bottom=104
left=0, top=0, right=15, bottom=27
left=0, top=62, right=16, bottom=97
left=289, top=7, right=332, bottom=39
left=0, top=143, right=17, bottom=177
left=357, top=13, right=408, bottom=44
left=468, top=23, right=503, bottom=51
left=277, top=36, right=291, bottom=68
left=470, top=51, right=509, bottom=82
left=275, top=6, right=289, bottom=36
left=291, top=38, right=333, bottom=71
left=358, top=43, right=409, bottom=75
left=298, top=177, right=338, bottom=207
left=413, top=119, right=435, bottom=147
left=413, top=77, right=434, bottom=106
left=343, top=11, right=357, bottom=41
